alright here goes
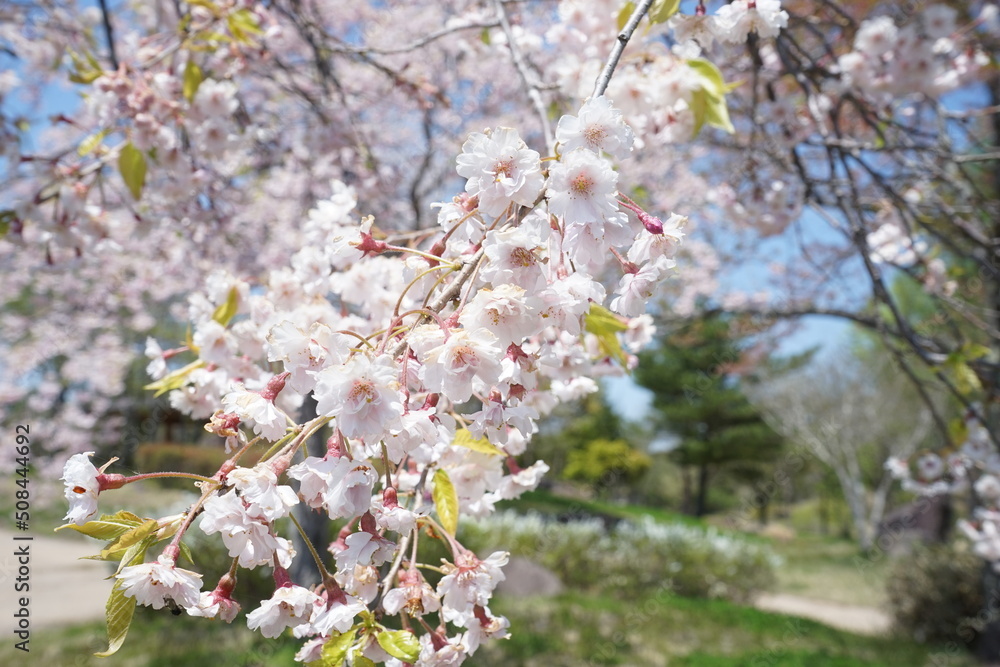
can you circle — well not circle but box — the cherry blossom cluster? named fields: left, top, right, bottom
left=60, top=94, right=680, bottom=662
left=9, top=2, right=275, bottom=253
left=669, top=0, right=789, bottom=47
left=832, top=5, right=988, bottom=100
left=885, top=410, right=1000, bottom=568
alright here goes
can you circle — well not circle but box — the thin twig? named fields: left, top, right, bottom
left=330, top=20, right=500, bottom=55
left=593, top=0, right=655, bottom=99
left=493, top=0, right=553, bottom=152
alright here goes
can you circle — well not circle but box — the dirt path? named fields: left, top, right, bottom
left=754, top=592, right=892, bottom=636
left=0, top=526, right=113, bottom=630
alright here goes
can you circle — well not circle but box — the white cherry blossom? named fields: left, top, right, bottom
left=546, top=149, right=620, bottom=225
left=61, top=451, right=101, bottom=525
left=714, top=0, right=789, bottom=43
left=287, top=454, right=378, bottom=519
left=116, top=556, right=203, bottom=610
left=199, top=490, right=280, bottom=568
left=314, top=354, right=404, bottom=443
left=458, top=285, right=544, bottom=349
left=455, top=127, right=544, bottom=217
left=247, top=585, right=321, bottom=639
left=556, top=96, right=634, bottom=159
left=226, top=464, right=299, bottom=521
left=419, top=328, right=503, bottom=404
left=221, top=383, right=287, bottom=443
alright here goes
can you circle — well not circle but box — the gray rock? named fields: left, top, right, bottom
left=494, top=556, right=564, bottom=598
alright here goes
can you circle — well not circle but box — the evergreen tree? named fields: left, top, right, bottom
left=634, top=315, right=785, bottom=517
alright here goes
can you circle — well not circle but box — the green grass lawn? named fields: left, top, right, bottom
left=2, top=590, right=966, bottom=667
left=479, top=591, right=962, bottom=666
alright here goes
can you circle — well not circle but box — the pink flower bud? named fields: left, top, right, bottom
left=618, top=196, right=664, bottom=235
left=353, top=231, right=388, bottom=256
left=216, top=572, right=237, bottom=597
left=457, top=192, right=478, bottom=213
left=259, top=371, right=290, bottom=401
left=360, top=511, right=378, bottom=534
left=326, top=434, right=343, bottom=459
left=272, top=564, right=293, bottom=589
left=97, top=472, right=127, bottom=492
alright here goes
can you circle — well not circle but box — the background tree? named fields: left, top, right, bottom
left=634, top=314, right=786, bottom=517
left=750, top=349, right=937, bottom=552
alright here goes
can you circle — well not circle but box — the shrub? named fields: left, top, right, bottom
left=886, top=542, right=983, bottom=645
left=563, top=438, right=651, bottom=491
left=461, top=511, right=778, bottom=603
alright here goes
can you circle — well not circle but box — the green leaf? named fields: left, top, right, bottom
left=212, top=286, right=240, bottom=326
left=585, top=303, right=628, bottom=334
left=946, top=357, right=982, bottom=395
left=432, top=469, right=459, bottom=535
left=56, top=510, right=146, bottom=540
left=143, top=360, right=205, bottom=397
left=352, top=652, right=376, bottom=667
left=118, top=143, right=147, bottom=200
left=949, top=417, right=969, bottom=445
left=78, top=129, right=109, bottom=157
left=0, top=209, right=16, bottom=239
left=961, top=342, right=992, bottom=361
left=94, top=546, right=145, bottom=656
left=377, top=630, right=420, bottom=663
left=648, top=0, right=680, bottom=24
left=452, top=428, right=505, bottom=456
left=99, top=519, right=158, bottom=561
left=192, top=31, right=234, bottom=46
left=687, top=59, right=727, bottom=97
left=228, top=8, right=264, bottom=44
left=94, top=580, right=137, bottom=656
left=703, top=92, right=734, bottom=133
left=183, top=60, right=204, bottom=102
left=689, top=89, right=709, bottom=136
left=686, top=59, right=736, bottom=134
left=177, top=541, right=195, bottom=566
left=584, top=303, right=630, bottom=368
left=68, top=50, right=104, bottom=84
left=307, top=629, right=357, bottom=667
left=617, top=1, right=636, bottom=31
left=114, top=535, right=156, bottom=575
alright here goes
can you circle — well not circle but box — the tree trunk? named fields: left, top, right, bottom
left=681, top=465, right=693, bottom=515
left=289, top=393, right=329, bottom=587
left=818, top=489, right=829, bottom=536
left=694, top=462, right=710, bottom=517
left=757, top=496, right=769, bottom=526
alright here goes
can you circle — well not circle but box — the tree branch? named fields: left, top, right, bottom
left=593, top=0, right=655, bottom=99
left=97, top=0, right=119, bottom=70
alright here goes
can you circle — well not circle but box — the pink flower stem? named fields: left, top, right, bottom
left=120, top=471, right=217, bottom=485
